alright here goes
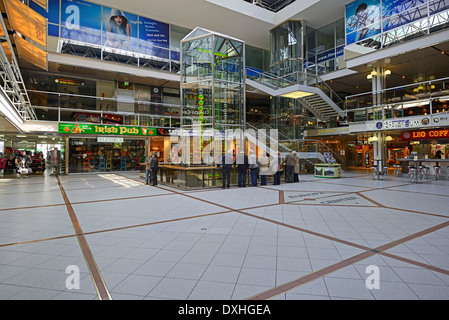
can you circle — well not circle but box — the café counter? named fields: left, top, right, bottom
left=397, top=158, right=449, bottom=175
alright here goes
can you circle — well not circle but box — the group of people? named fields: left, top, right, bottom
left=143, top=152, right=159, bottom=186
left=221, top=150, right=301, bottom=188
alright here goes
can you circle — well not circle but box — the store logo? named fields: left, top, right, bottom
left=422, top=117, right=430, bottom=125
left=376, top=122, right=383, bottom=129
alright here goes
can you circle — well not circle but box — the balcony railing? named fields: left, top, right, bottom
left=28, top=89, right=181, bottom=128
left=345, top=76, right=449, bottom=122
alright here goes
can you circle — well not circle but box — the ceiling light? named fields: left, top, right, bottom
left=371, top=70, right=378, bottom=77
left=16, top=135, right=27, bottom=138
left=385, top=70, right=391, bottom=76
left=280, top=91, right=315, bottom=99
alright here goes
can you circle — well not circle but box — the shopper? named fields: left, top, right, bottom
left=221, top=150, right=233, bottom=189
left=149, top=153, right=159, bottom=186
left=283, top=150, right=295, bottom=183
left=293, top=151, right=300, bottom=182
left=273, top=152, right=282, bottom=185
left=236, top=150, right=249, bottom=187
left=144, top=152, right=152, bottom=185
left=259, top=152, right=269, bottom=186
left=249, top=150, right=258, bottom=186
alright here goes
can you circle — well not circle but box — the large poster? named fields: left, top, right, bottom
left=60, top=0, right=102, bottom=45
left=102, top=6, right=138, bottom=51
left=382, top=0, right=428, bottom=32
left=138, top=16, right=169, bottom=48
left=57, top=0, right=171, bottom=58
left=346, top=0, right=381, bottom=45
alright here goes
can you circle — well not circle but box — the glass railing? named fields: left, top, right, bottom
left=28, top=90, right=181, bottom=128
left=345, top=77, right=449, bottom=122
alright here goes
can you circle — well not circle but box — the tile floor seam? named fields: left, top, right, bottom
left=3, top=172, right=448, bottom=300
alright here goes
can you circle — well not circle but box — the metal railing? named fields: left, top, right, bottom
left=28, top=89, right=181, bottom=127
left=345, top=76, right=449, bottom=122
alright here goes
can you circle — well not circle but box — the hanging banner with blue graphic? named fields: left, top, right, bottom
left=345, top=0, right=381, bottom=45
left=382, top=0, right=428, bottom=32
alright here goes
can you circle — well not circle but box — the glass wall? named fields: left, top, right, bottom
left=181, top=28, right=245, bottom=166
left=270, top=21, right=303, bottom=76
left=305, top=19, right=345, bottom=76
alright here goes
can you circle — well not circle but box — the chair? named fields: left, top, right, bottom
left=393, top=164, right=401, bottom=177
left=418, top=165, right=431, bottom=184
left=369, top=166, right=378, bottom=180
left=433, top=165, right=440, bottom=180
left=407, top=165, right=417, bottom=183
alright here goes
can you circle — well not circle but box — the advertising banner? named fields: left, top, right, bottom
left=382, top=0, right=428, bottom=32
left=102, top=6, right=138, bottom=51
left=15, top=34, right=48, bottom=70
left=60, top=0, right=102, bottom=45
left=5, top=0, right=47, bottom=47
left=138, top=16, right=169, bottom=48
left=345, top=0, right=381, bottom=45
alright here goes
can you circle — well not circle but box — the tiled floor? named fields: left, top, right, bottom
left=1, top=170, right=449, bottom=300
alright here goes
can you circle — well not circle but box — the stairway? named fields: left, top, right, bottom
left=246, top=69, right=346, bottom=122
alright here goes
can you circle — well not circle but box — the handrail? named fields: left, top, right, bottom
left=27, top=89, right=182, bottom=109
left=345, top=76, right=449, bottom=101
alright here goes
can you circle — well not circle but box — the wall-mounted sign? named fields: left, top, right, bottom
left=59, top=123, right=158, bottom=136
left=97, top=137, right=124, bottom=143
left=401, top=129, right=449, bottom=140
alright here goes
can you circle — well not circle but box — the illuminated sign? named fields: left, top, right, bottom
left=401, top=129, right=449, bottom=140
left=59, top=123, right=158, bottom=136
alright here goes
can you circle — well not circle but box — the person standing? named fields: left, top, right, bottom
left=273, top=152, right=282, bottom=185
left=144, top=152, right=152, bottom=185
left=221, top=150, right=233, bottom=189
left=248, top=150, right=259, bottom=186
left=293, top=151, right=300, bottom=182
left=259, top=152, right=269, bottom=186
left=236, top=150, right=249, bottom=187
left=149, top=153, right=159, bottom=186
left=283, top=150, right=295, bottom=183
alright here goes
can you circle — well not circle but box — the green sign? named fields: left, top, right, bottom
left=59, top=123, right=158, bottom=136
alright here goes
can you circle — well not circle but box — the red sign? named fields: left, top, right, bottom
left=402, top=129, right=449, bottom=140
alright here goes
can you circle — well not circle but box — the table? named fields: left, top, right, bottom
left=397, top=158, right=449, bottom=182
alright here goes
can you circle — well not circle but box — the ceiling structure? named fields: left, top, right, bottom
left=3, top=0, right=449, bottom=133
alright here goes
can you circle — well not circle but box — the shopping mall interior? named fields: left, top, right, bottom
left=0, top=0, right=449, bottom=304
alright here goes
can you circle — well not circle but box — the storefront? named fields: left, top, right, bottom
left=59, top=123, right=177, bottom=174
left=401, top=128, right=449, bottom=159
left=0, top=133, right=64, bottom=175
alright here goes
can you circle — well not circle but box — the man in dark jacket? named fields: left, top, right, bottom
left=236, top=151, right=249, bottom=187
left=221, top=150, right=233, bottom=189
left=149, top=153, right=159, bottom=186
left=283, top=150, right=295, bottom=183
